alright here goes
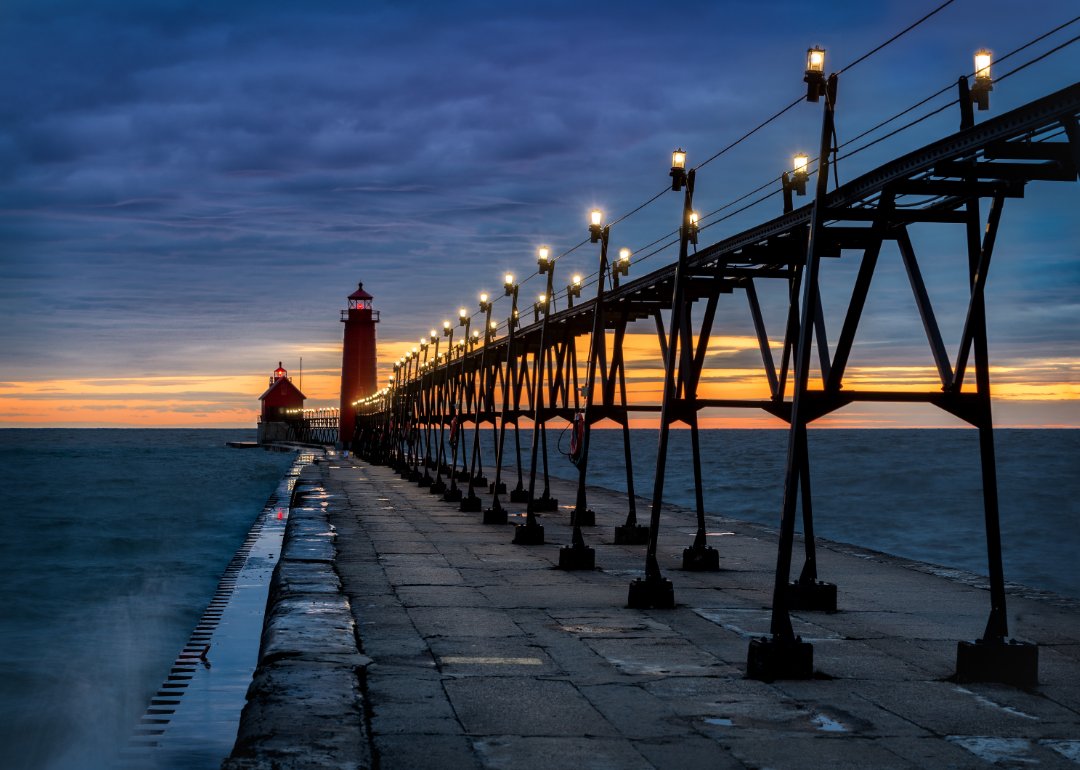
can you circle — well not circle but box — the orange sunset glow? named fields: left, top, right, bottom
left=3, top=333, right=1076, bottom=429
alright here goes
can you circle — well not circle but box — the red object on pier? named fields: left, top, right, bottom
left=339, top=282, right=380, bottom=442
left=259, top=362, right=306, bottom=422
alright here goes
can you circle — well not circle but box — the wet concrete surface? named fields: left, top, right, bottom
left=223, top=459, right=370, bottom=770
left=245, top=458, right=1080, bottom=769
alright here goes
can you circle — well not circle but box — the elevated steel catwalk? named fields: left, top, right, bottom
left=355, top=78, right=1079, bottom=687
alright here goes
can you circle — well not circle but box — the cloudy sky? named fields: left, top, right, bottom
left=1, top=0, right=1077, bottom=428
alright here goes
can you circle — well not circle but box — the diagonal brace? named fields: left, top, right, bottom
left=897, top=227, right=954, bottom=391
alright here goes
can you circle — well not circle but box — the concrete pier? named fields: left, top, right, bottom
left=225, top=459, right=1080, bottom=770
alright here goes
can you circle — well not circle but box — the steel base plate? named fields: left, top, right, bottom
left=956, top=640, right=1039, bottom=688
left=747, top=637, right=814, bottom=680
left=558, top=545, right=595, bottom=571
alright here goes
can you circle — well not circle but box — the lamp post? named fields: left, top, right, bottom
left=748, top=51, right=845, bottom=681
left=632, top=143, right=714, bottom=610
left=486, top=275, right=523, bottom=523
left=515, top=238, right=560, bottom=546
left=418, top=331, right=441, bottom=486
left=564, top=207, right=622, bottom=568
left=462, top=289, right=497, bottom=511
left=443, top=317, right=470, bottom=502
left=431, top=322, right=454, bottom=492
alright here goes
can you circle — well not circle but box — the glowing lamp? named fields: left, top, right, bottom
left=670, top=148, right=687, bottom=191
left=790, top=153, right=809, bottom=196
left=479, top=292, right=490, bottom=312
left=443, top=320, right=452, bottom=337
left=538, top=247, right=551, bottom=273
left=589, top=209, right=603, bottom=243
left=688, top=212, right=699, bottom=245
left=615, top=248, right=630, bottom=277
left=504, top=273, right=515, bottom=296
left=568, top=275, right=581, bottom=299
left=804, top=46, right=826, bottom=102
left=971, top=48, right=994, bottom=111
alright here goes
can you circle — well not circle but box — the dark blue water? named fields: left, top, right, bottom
left=455, top=427, right=1080, bottom=599
left=1, top=428, right=1077, bottom=769
left=0, top=429, right=295, bottom=770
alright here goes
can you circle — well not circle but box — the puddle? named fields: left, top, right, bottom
left=947, top=737, right=1040, bottom=765
left=812, top=714, right=847, bottom=732
left=1040, top=740, right=1080, bottom=762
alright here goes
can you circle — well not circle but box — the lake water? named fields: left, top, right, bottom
left=0, top=429, right=294, bottom=770
left=454, top=426, right=1080, bottom=599
left=0, top=426, right=1077, bottom=769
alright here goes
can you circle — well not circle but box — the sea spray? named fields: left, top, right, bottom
left=0, top=429, right=295, bottom=770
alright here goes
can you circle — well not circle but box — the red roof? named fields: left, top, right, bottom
left=348, top=282, right=373, bottom=300
left=258, top=376, right=307, bottom=402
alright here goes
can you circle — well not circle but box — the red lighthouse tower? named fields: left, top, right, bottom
left=339, top=281, right=380, bottom=442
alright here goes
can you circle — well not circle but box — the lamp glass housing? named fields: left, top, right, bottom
left=430, top=329, right=437, bottom=337
left=505, top=274, right=513, bottom=285
left=538, top=247, right=549, bottom=261
left=793, top=154, right=808, bottom=174
left=591, top=209, right=602, bottom=226
left=480, top=293, right=488, bottom=303
left=690, top=212, right=699, bottom=226
left=671, top=149, right=686, bottom=170
left=443, top=321, right=451, bottom=329
left=619, top=248, right=630, bottom=261
left=490, top=320, right=497, bottom=329
left=806, top=46, right=825, bottom=73
left=573, top=275, right=581, bottom=285
left=975, top=49, right=992, bottom=81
